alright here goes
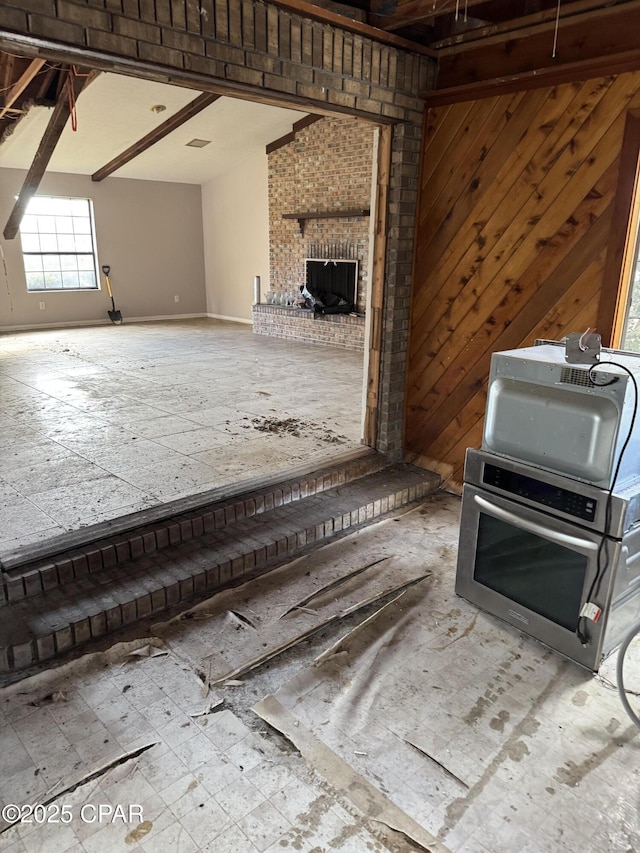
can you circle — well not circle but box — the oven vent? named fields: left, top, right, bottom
left=560, top=366, right=594, bottom=387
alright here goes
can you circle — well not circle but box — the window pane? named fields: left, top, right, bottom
left=36, top=215, right=56, bottom=233
left=60, top=255, right=79, bottom=271
left=25, top=272, right=45, bottom=290
left=57, top=234, right=76, bottom=252
left=44, top=271, right=63, bottom=289
left=62, top=271, right=80, bottom=288
left=75, top=235, right=92, bottom=252
left=70, top=199, right=89, bottom=216
left=42, top=254, right=61, bottom=272
left=21, top=234, right=40, bottom=252
left=78, top=270, right=97, bottom=288
left=72, top=216, right=91, bottom=235
left=77, top=255, right=95, bottom=271
left=20, top=214, right=38, bottom=233
left=55, top=216, right=74, bottom=234
left=23, top=255, right=43, bottom=272
left=40, top=234, right=58, bottom=252
left=26, top=197, right=51, bottom=215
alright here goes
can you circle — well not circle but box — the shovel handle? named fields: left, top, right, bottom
left=104, top=273, right=113, bottom=299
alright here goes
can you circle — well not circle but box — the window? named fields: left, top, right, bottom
left=19, top=196, right=99, bottom=291
left=621, top=259, right=640, bottom=351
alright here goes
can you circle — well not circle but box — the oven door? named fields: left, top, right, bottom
left=455, top=484, right=619, bottom=670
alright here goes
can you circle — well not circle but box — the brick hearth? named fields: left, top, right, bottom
left=252, top=304, right=365, bottom=350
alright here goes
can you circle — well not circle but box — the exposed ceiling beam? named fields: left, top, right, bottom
left=3, top=67, right=94, bottom=240
left=0, top=57, right=46, bottom=120
left=368, top=0, right=490, bottom=31
left=425, top=45, right=640, bottom=105
left=266, top=114, right=322, bottom=154
left=91, top=92, right=221, bottom=182
left=436, top=3, right=640, bottom=88
left=1, top=52, right=15, bottom=92
left=432, top=0, right=640, bottom=53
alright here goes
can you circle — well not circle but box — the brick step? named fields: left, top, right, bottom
left=1, top=447, right=389, bottom=603
left=0, top=463, right=440, bottom=673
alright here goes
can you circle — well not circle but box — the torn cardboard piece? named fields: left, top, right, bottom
left=253, top=694, right=453, bottom=853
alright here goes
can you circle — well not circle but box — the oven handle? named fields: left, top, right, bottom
left=474, top=494, right=599, bottom=552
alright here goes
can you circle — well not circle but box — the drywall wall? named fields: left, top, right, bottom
left=201, top=151, right=269, bottom=323
left=0, top=169, right=206, bottom=329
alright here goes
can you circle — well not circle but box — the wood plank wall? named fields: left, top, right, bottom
left=405, top=70, right=640, bottom=486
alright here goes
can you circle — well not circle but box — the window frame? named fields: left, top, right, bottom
left=19, top=194, right=101, bottom=293
left=597, top=110, right=640, bottom=347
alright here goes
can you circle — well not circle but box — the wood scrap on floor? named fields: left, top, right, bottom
left=208, top=573, right=431, bottom=687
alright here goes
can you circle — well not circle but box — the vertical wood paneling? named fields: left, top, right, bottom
left=406, top=70, right=640, bottom=485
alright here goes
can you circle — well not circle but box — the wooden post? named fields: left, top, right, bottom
left=363, top=123, right=391, bottom=448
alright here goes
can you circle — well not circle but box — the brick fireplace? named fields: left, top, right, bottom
left=252, top=116, right=374, bottom=351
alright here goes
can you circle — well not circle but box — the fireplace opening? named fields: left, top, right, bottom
left=304, top=258, right=358, bottom=314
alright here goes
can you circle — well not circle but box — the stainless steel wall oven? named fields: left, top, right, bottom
left=456, top=450, right=640, bottom=670
left=455, top=341, right=640, bottom=670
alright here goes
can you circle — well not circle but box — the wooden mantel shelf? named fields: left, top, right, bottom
left=283, top=208, right=370, bottom=236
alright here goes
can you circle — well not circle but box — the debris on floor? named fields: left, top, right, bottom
left=248, top=414, right=349, bottom=444
left=1, top=494, right=639, bottom=852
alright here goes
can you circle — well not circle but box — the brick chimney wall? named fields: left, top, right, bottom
left=268, top=116, right=373, bottom=314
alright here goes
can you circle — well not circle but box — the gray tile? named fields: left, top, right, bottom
left=27, top=477, right=150, bottom=528
left=0, top=319, right=363, bottom=554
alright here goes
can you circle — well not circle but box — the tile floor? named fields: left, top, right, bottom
left=1, top=496, right=639, bottom=852
left=0, top=319, right=364, bottom=556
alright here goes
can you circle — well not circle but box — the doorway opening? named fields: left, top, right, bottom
left=0, top=55, right=390, bottom=556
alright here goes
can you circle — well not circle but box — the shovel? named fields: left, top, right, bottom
left=102, top=264, right=123, bottom=324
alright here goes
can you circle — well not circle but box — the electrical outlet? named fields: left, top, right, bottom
left=39, top=301, right=45, bottom=310
left=174, top=295, right=180, bottom=303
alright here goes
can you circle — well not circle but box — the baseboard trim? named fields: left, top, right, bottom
left=0, top=313, right=208, bottom=332
left=206, top=313, right=253, bottom=325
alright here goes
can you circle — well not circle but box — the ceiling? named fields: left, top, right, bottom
left=322, top=0, right=636, bottom=49
left=0, top=66, right=308, bottom=185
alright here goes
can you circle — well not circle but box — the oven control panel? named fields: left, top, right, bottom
left=482, top=463, right=597, bottom=522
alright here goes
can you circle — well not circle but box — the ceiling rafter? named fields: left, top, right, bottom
left=91, top=92, right=221, bottom=182
left=431, top=0, right=640, bottom=53
left=0, top=57, right=46, bottom=120
left=3, top=66, right=97, bottom=240
left=368, top=0, right=490, bottom=31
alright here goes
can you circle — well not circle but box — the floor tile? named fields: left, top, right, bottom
left=0, top=319, right=363, bottom=555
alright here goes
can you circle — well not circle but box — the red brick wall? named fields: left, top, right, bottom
left=268, top=117, right=373, bottom=314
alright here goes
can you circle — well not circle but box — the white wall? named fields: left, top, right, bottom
left=201, top=151, right=269, bottom=322
left=0, top=169, right=207, bottom=329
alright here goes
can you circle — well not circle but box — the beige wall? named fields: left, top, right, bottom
left=201, top=152, right=269, bottom=323
left=0, top=169, right=206, bottom=329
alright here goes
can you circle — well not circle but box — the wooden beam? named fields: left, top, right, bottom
left=424, top=46, right=640, bottom=105
left=292, top=114, right=323, bottom=134
left=0, top=57, right=46, bottom=120
left=0, top=52, right=15, bottom=93
left=91, top=92, right=220, bottom=182
left=432, top=0, right=640, bottom=54
left=369, top=0, right=489, bottom=31
left=363, top=125, right=392, bottom=449
left=266, top=114, right=322, bottom=154
left=437, top=5, right=640, bottom=90
left=3, top=67, right=92, bottom=240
